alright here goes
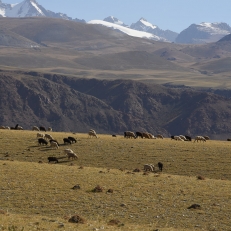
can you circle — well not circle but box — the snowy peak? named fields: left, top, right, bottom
left=0, top=0, right=85, bottom=22
left=130, top=18, right=178, bottom=42
left=175, top=22, right=231, bottom=44
left=88, top=19, right=167, bottom=42
left=104, top=16, right=128, bottom=27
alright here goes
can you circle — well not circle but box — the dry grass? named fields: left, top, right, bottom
left=1, top=130, right=231, bottom=230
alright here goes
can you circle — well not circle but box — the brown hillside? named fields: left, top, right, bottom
left=1, top=71, right=230, bottom=138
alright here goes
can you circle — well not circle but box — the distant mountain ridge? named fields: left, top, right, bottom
left=0, top=0, right=85, bottom=22
left=130, top=18, right=178, bottom=42
left=175, top=22, right=231, bottom=44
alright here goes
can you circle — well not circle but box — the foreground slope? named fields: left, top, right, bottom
left=1, top=131, right=231, bottom=230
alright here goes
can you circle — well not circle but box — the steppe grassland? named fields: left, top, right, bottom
left=0, top=130, right=231, bottom=230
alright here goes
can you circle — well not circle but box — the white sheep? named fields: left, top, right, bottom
left=17, top=126, right=23, bottom=130
left=88, top=130, right=98, bottom=138
left=37, top=133, right=45, bottom=138
left=174, top=136, right=184, bottom=141
left=179, top=135, right=187, bottom=141
left=44, top=134, right=53, bottom=140
left=32, top=126, right=40, bottom=131
left=194, top=136, right=206, bottom=143
left=66, top=152, right=78, bottom=160
left=63, top=148, right=74, bottom=154
left=144, top=164, right=154, bottom=172
left=5, top=126, right=10, bottom=130
left=50, top=141, right=59, bottom=149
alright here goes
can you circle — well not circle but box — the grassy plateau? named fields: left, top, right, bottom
left=1, top=130, right=231, bottom=230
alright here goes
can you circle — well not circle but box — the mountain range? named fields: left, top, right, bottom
left=0, top=0, right=230, bottom=44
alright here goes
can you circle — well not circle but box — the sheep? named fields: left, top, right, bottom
left=68, top=136, right=77, bottom=143
left=157, top=134, right=164, bottom=139
left=32, top=126, right=40, bottom=131
left=63, top=148, right=74, bottom=154
left=185, top=135, right=192, bottom=141
left=66, top=152, right=78, bottom=160
left=48, top=157, right=59, bottom=163
left=88, top=130, right=98, bottom=138
left=124, top=131, right=136, bottom=139
left=5, top=126, right=10, bottom=130
left=63, top=138, right=72, bottom=145
left=227, top=139, right=231, bottom=141
left=44, top=134, right=53, bottom=140
left=174, top=136, right=184, bottom=141
left=50, top=141, right=59, bottom=149
left=38, top=138, right=48, bottom=145
left=112, top=134, right=117, bottom=137
left=49, top=139, right=59, bottom=146
left=0, top=126, right=5, bottom=129
left=158, top=162, right=163, bottom=172
left=179, top=135, right=187, bottom=141
left=171, top=135, right=175, bottom=140
left=48, top=127, right=52, bottom=132
left=136, top=132, right=143, bottom=138
left=17, top=126, right=23, bottom=130
left=194, top=136, right=206, bottom=143
left=203, top=136, right=210, bottom=140
left=39, top=126, right=46, bottom=132
left=37, top=133, right=45, bottom=139
left=144, top=164, right=154, bottom=172
left=142, top=132, right=151, bottom=139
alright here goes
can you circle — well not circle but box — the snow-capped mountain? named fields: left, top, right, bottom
left=88, top=19, right=168, bottom=42
left=0, top=0, right=85, bottom=22
left=130, top=18, right=178, bottom=42
left=103, top=16, right=128, bottom=27
left=175, top=22, right=231, bottom=44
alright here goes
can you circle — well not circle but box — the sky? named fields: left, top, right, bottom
left=2, top=0, right=231, bottom=32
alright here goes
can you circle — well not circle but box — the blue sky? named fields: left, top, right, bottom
left=3, top=0, right=231, bottom=32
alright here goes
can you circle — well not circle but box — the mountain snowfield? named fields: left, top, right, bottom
left=88, top=19, right=168, bottom=42
left=0, top=0, right=230, bottom=44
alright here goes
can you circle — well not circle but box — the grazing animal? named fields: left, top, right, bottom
left=5, top=126, right=10, bottom=130
left=227, top=139, right=231, bottom=141
left=112, top=134, right=117, bottom=137
left=32, top=126, right=40, bottom=131
left=48, top=157, right=59, bottom=163
left=136, top=132, right=143, bottom=138
left=39, top=126, right=46, bottom=132
left=44, top=134, right=53, bottom=140
left=179, top=135, right=187, bottom=141
left=88, top=130, right=98, bottom=138
left=157, top=134, right=164, bottom=139
left=66, top=152, right=78, bottom=160
left=68, top=136, right=77, bottom=143
left=124, top=131, right=136, bottom=139
left=194, top=136, right=206, bottom=143
left=142, top=132, right=152, bottom=139
left=50, top=141, right=59, bottom=149
left=203, top=136, right=210, bottom=140
left=63, top=149, right=74, bottom=154
left=185, top=135, right=192, bottom=141
left=158, top=162, right=163, bottom=172
left=37, top=133, right=45, bottom=138
left=38, top=138, right=48, bottom=145
left=171, top=135, right=175, bottom=140
left=48, top=127, right=52, bottom=132
left=63, top=138, right=72, bottom=145
left=17, top=126, right=23, bottom=130
left=174, top=136, right=184, bottom=141
left=0, top=126, right=5, bottom=129
left=144, top=164, right=154, bottom=172
left=49, top=139, right=59, bottom=146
